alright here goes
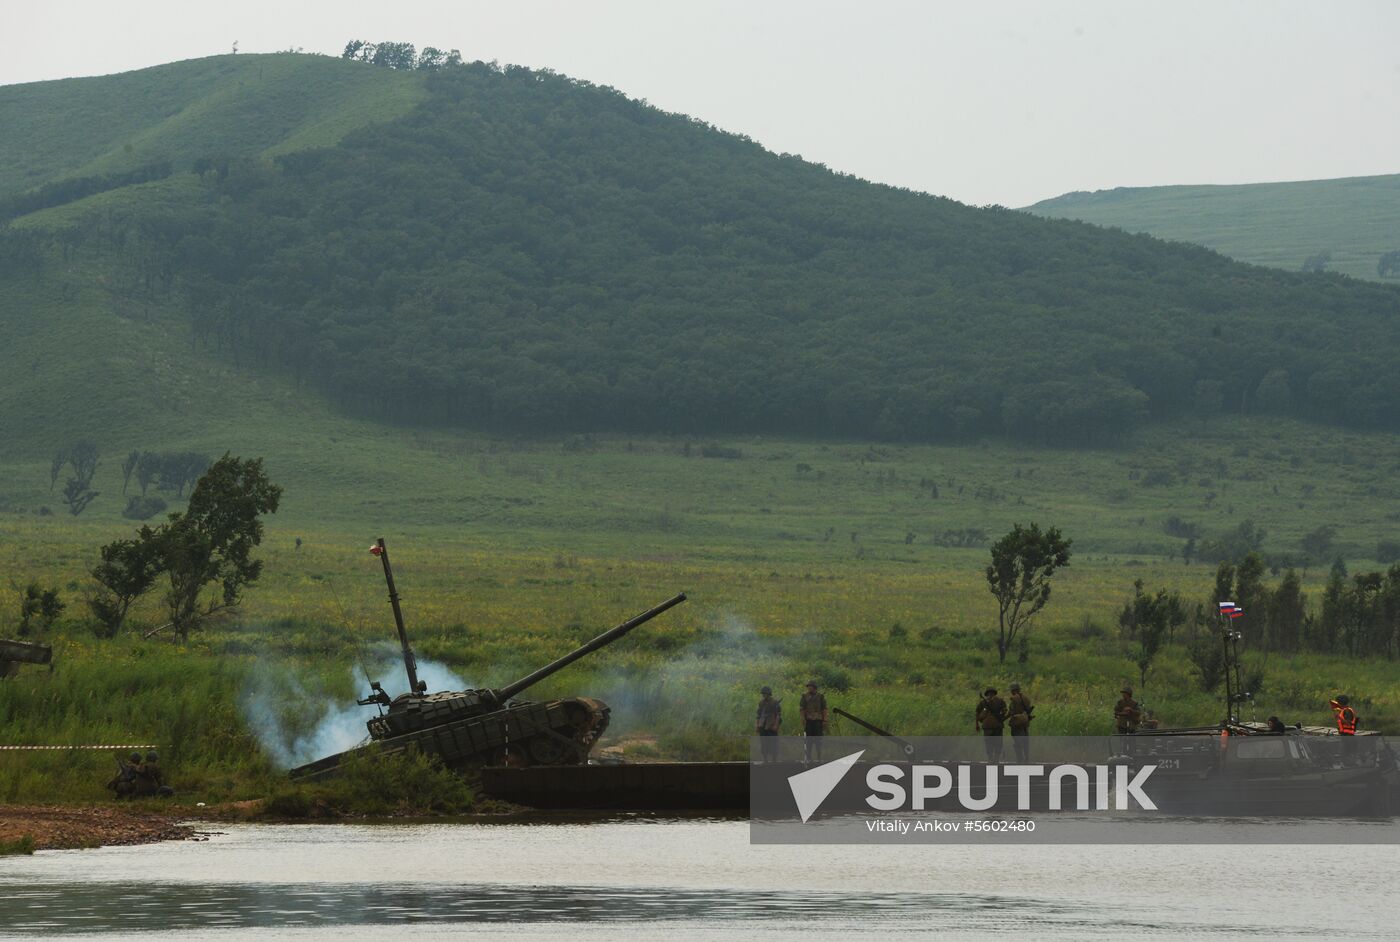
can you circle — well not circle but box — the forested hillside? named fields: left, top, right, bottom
left=1026, top=175, right=1400, bottom=284
left=3, top=53, right=1399, bottom=448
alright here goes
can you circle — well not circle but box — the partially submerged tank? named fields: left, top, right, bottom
left=290, top=538, right=685, bottom=780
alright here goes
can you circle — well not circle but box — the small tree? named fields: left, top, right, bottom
left=1301, top=251, right=1331, bottom=273
left=985, top=523, right=1072, bottom=663
left=49, top=450, right=66, bottom=492
left=61, top=440, right=101, bottom=515
left=1300, top=525, right=1338, bottom=564
left=1119, top=579, right=1187, bottom=690
left=1378, top=249, right=1400, bottom=279
left=89, top=529, right=163, bottom=637
left=18, top=582, right=63, bottom=636
left=157, top=454, right=281, bottom=640
left=121, top=450, right=141, bottom=494
left=135, top=451, right=162, bottom=496
left=1188, top=634, right=1226, bottom=692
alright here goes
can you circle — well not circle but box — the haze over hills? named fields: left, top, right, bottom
left=2, top=52, right=1399, bottom=459
left=1025, top=175, right=1400, bottom=283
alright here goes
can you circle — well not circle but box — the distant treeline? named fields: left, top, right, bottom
left=0, top=161, right=171, bottom=224
left=11, top=62, right=1400, bottom=443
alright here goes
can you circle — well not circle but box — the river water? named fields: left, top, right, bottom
left=1, top=817, right=1395, bottom=939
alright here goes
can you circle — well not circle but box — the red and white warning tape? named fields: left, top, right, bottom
left=0, top=745, right=159, bottom=751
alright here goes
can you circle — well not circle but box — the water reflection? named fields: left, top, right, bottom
left=0, top=881, right=1201, bottom=935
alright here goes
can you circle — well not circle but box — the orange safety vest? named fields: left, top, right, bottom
left=1334, top=705, right=1357, bottom=735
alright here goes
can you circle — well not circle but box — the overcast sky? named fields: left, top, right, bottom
left=7, top=0, right=1399, bottom=206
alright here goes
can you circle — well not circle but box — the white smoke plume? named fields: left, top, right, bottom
left=596, top=609, right=782, bottom=741
left=241, top=647, right=471, bottom=769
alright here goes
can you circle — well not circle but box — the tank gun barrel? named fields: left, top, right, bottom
left=492, top=593, right=686, bottom=702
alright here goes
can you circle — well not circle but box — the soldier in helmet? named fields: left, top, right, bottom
left=1006, top=682, right=1033, bottom=762
left=755, top=685, right=782, bottom=762
left=136, top=750, right=164, bottom=797
left=1114, top=686, right=1142, bottom=734
left=799, top=680, right=828, bottom=762
left=975, top=687, right=1007, bottom=762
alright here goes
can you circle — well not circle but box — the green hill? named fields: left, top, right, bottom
left=2, top=53, right=1399, bottom=457
left=1024, top=175, right=1400, bottom=283
left=0, top=54, right=423, bottom=199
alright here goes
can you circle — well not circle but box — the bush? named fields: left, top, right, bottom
left=1162, top=515, right=1202, bottom=539
left=122, top=495, right=168, bottom=520
left=301, top=749, right=474, bottom=816
left=264, top=788, right=313, bottom=818
left=0, top=835, right=35, bottom=856
left=1189, top=637, right=1225, bottom=693
left=1140, top=468, right=1176, bottom=487
left=931, top=528, right=988, bottom=548
left=810, top=666, right=853, bottom=693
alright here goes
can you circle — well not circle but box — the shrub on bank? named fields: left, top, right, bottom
left=266, top=750, right=475, bottom=818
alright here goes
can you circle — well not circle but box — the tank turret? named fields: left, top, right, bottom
left=290, top=539, right=685, bottom=780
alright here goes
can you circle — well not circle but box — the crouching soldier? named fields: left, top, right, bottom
left=135, top=750, right=173, bottom=797
left=107, top=752, right=143, bottom=800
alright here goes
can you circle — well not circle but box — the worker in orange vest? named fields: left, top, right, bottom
left=1329, top=695, right=1358, bottom=735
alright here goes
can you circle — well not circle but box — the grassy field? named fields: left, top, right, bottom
left=3, top=413, right=1399, bottom=806
left=1025, top=174, right=1400, bottom=282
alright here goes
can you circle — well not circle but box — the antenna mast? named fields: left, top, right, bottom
left=371, top=537, right=423, bottom=696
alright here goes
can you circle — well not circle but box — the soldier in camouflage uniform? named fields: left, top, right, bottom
left=799, top=680, right=828, bottom=762
left=755, top=686, right=782, bottom=762
left=975, top=687, right=1007, bottom=762
left=1114, top=687, right=1142, bottom=734
left=1007, top=682, right=1033, bottom=762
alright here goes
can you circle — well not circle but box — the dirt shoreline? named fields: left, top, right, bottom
left=0, top=805, right=199, bottom=851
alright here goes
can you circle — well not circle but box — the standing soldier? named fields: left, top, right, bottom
left=799, top=680, right=828, bottom=762
left=975, top=687, right=1007, bottom=762
left=1114, top=686, right=1142, bottom=734
left=1329, top=695, right=1358, bottom=735
left=755, top=686, right=782, bottom=762
left=1007, top=682, right=1033, bottom=762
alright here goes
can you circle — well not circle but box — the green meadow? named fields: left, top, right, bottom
left=3, top=416, right=1399, bottom=806
left=1026, top=174, right=1400, bottom=283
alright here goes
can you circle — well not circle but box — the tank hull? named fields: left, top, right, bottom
left=289, top=696, right=610, bottom=782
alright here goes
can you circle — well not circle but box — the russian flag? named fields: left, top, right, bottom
left=1218, top=601, right=1236, bottom=610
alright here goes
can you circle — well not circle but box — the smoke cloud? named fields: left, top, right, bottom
left=597, top=609, right=781, bottom=741
left=240, top=647, right=470, bottom=769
